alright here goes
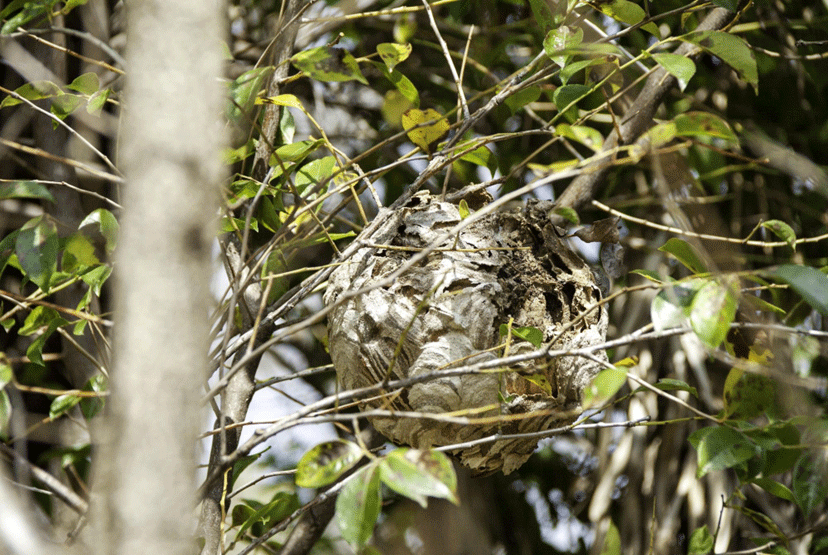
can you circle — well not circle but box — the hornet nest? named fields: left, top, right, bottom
left=324, top=191, right=608, bottom=474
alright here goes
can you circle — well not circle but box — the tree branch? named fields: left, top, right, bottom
left=549, top=7, right=733, bottom=225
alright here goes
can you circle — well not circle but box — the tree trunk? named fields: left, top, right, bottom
left=91, top=1, right=225, bottom=553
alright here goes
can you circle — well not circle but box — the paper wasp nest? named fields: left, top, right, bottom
left=324, top=192, right=608, bottom=474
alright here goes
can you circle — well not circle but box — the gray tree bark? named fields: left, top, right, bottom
left=90, top=0, right=225, bottom=554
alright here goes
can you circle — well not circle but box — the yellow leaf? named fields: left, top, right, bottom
left=401, top=108, right=449, bottom=156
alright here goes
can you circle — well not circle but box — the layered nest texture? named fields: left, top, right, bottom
left=324, top=192, right=608, bottom=474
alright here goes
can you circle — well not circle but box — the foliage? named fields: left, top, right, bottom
left=1, top=0, right=827, bottom=554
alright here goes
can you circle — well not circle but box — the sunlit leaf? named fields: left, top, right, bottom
left=291, top=46, right=368, bottom=85
left=0, top=181, right=55, bottom=202
left=751, top=477, right=795, bottom=502
left=296, top=440, right=363, bottom=488
left=761, top=220, right=796, bottom=251
left=458, top=144, right=497, bottom=173
left=629, top=269, right=663, bottom=283
left=583, top=365, right=628, bottom=408
left=688, top=525, right=714, bottom=555
left=296, top=156, right=337, bottom=198
left=16, top=216, right=59, bottom=292
left=0, top=389, right=10, bottom=438
left=336, top=462, right=382, bottom=547
left=256, top=93, right=304, bottom=110
left=401, top=108, right=449, bottom=155
left=595, top=0, right=659, bottom=35
left=0, top=81, right=61, bottom=108
left=499, top=324, right=544, bottom=349
left=543, top=26, right=583, bottom=67
left=674, top=112, right=738, bottom=143
left=599, top=520, right=621, bottom=555
left=66, top=72, right=100, bottom=95
left=689, top=426, right=757, bottom=477
left=764, top=264, right=828, bottom=316
left=50, top=393, right=82, bottom=419
left=556, top=124, right=603, bottom=151
left=378, top=448, right=458, bottom=508
left=458, top=199, right=470, bottom=219
left=690, top=277, right=739, bottom=349
left=680, top=30, right=758, bottom=93
left=80, top=208, right=119, bottom=255
left=658, top=238, right=707, bottom=274
left=652, top=53, right=696, bottom=91
left=227, top=66, right=273, bottom=122
left=377, top=42, right=412, bottom=71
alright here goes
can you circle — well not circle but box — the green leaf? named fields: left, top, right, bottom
left=690, top=277, right=739, bottom=349
left=0, top=389, right=10, bottom=438
left=235, top=491, right=300, bottom=541
left=0, top=181, right=55, bottom=202
left=553, top=84, right=591, bottom=114
left=560, top=57, right=612, bottom=86
left=50, top=393, right=82, bottom=419
left=723, top=368, right=775, bottom=420
left=764, top=264, right=828, bottom=316
left=583, top=365, right=628, bottom=408
left=50, top=93, right=84, bottom=122
left=709, top=0, right=738, bottom=9
left=658, top=238, right=707, bottom=274
left=528, top=0, right=564, bottom=31
left=629, top=269, right=663, bottom=283
left=80, top=264, right=112, bottom=297
left=377, top=42, right=412, bottom=71
left=26, top=314, right=69, bottom=367
left=2, top=0, right=59, bottom=34
left=401, top=108, right=450, bottom=155
left=751, top=477, right=795, bottom=502
left=503, top=85, right=541, bottom=115
left=688, top=525, right=714, bottom=555
left=80, top=208, right=119, bottom=255
left=258, top=93, right=304, bottom=110
left=0, top=357, right=11, bottom=388
left=295, top=156, right=337, bottom=198
left=591, top=0, right=659, bottom=36
left=16, top=216, right=59, bottom=292
left=599, top=520, right=621, bottom=555
left=792, top=452, right=828, bottom=518
left=554, top=207, right=580, bottom=225
left=86, top=88, right=111, bottom=115
left=230, top=451, right=265, bottom=491
left=336, top=462, right=382, bottom=547
left=291, top=46, right=368, bottom=85
left=498, top=324, right=544, bottom=349
left=761, top=220, right=796, bottom=251
left=62, top=234, right=100, bottom=272
left=296, top=440, right=363, bottom=488
left=66, top=72, right=100, bottom=95
left=650, top=280, right=703, bottom=331
left=0, top=80, right=61, bottom=108
left=556, top=123, right=603, bottom=151
left=457, top=199, right=470, bottom=220
left=378, top=448, right=458, bottom=508
left=458, top=144, right=497, bottom=173
left=652, top=53, right=696, bottom=91
left=227, top=66, right=273, bottom=122
left=79, top=375, right=107, bottom=419
left=272, top=138, right=324, bottom=165
left=680, top=31, right=758, bottom=93
left=543, top=26, right=583, bottom=67
left=652, top=378, right=698, bottom=398
left=372, top=62, right=420, bottom=108
left=673, top=111, right=738, bottom=143
left=689, top=426, right=757, bottom=477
